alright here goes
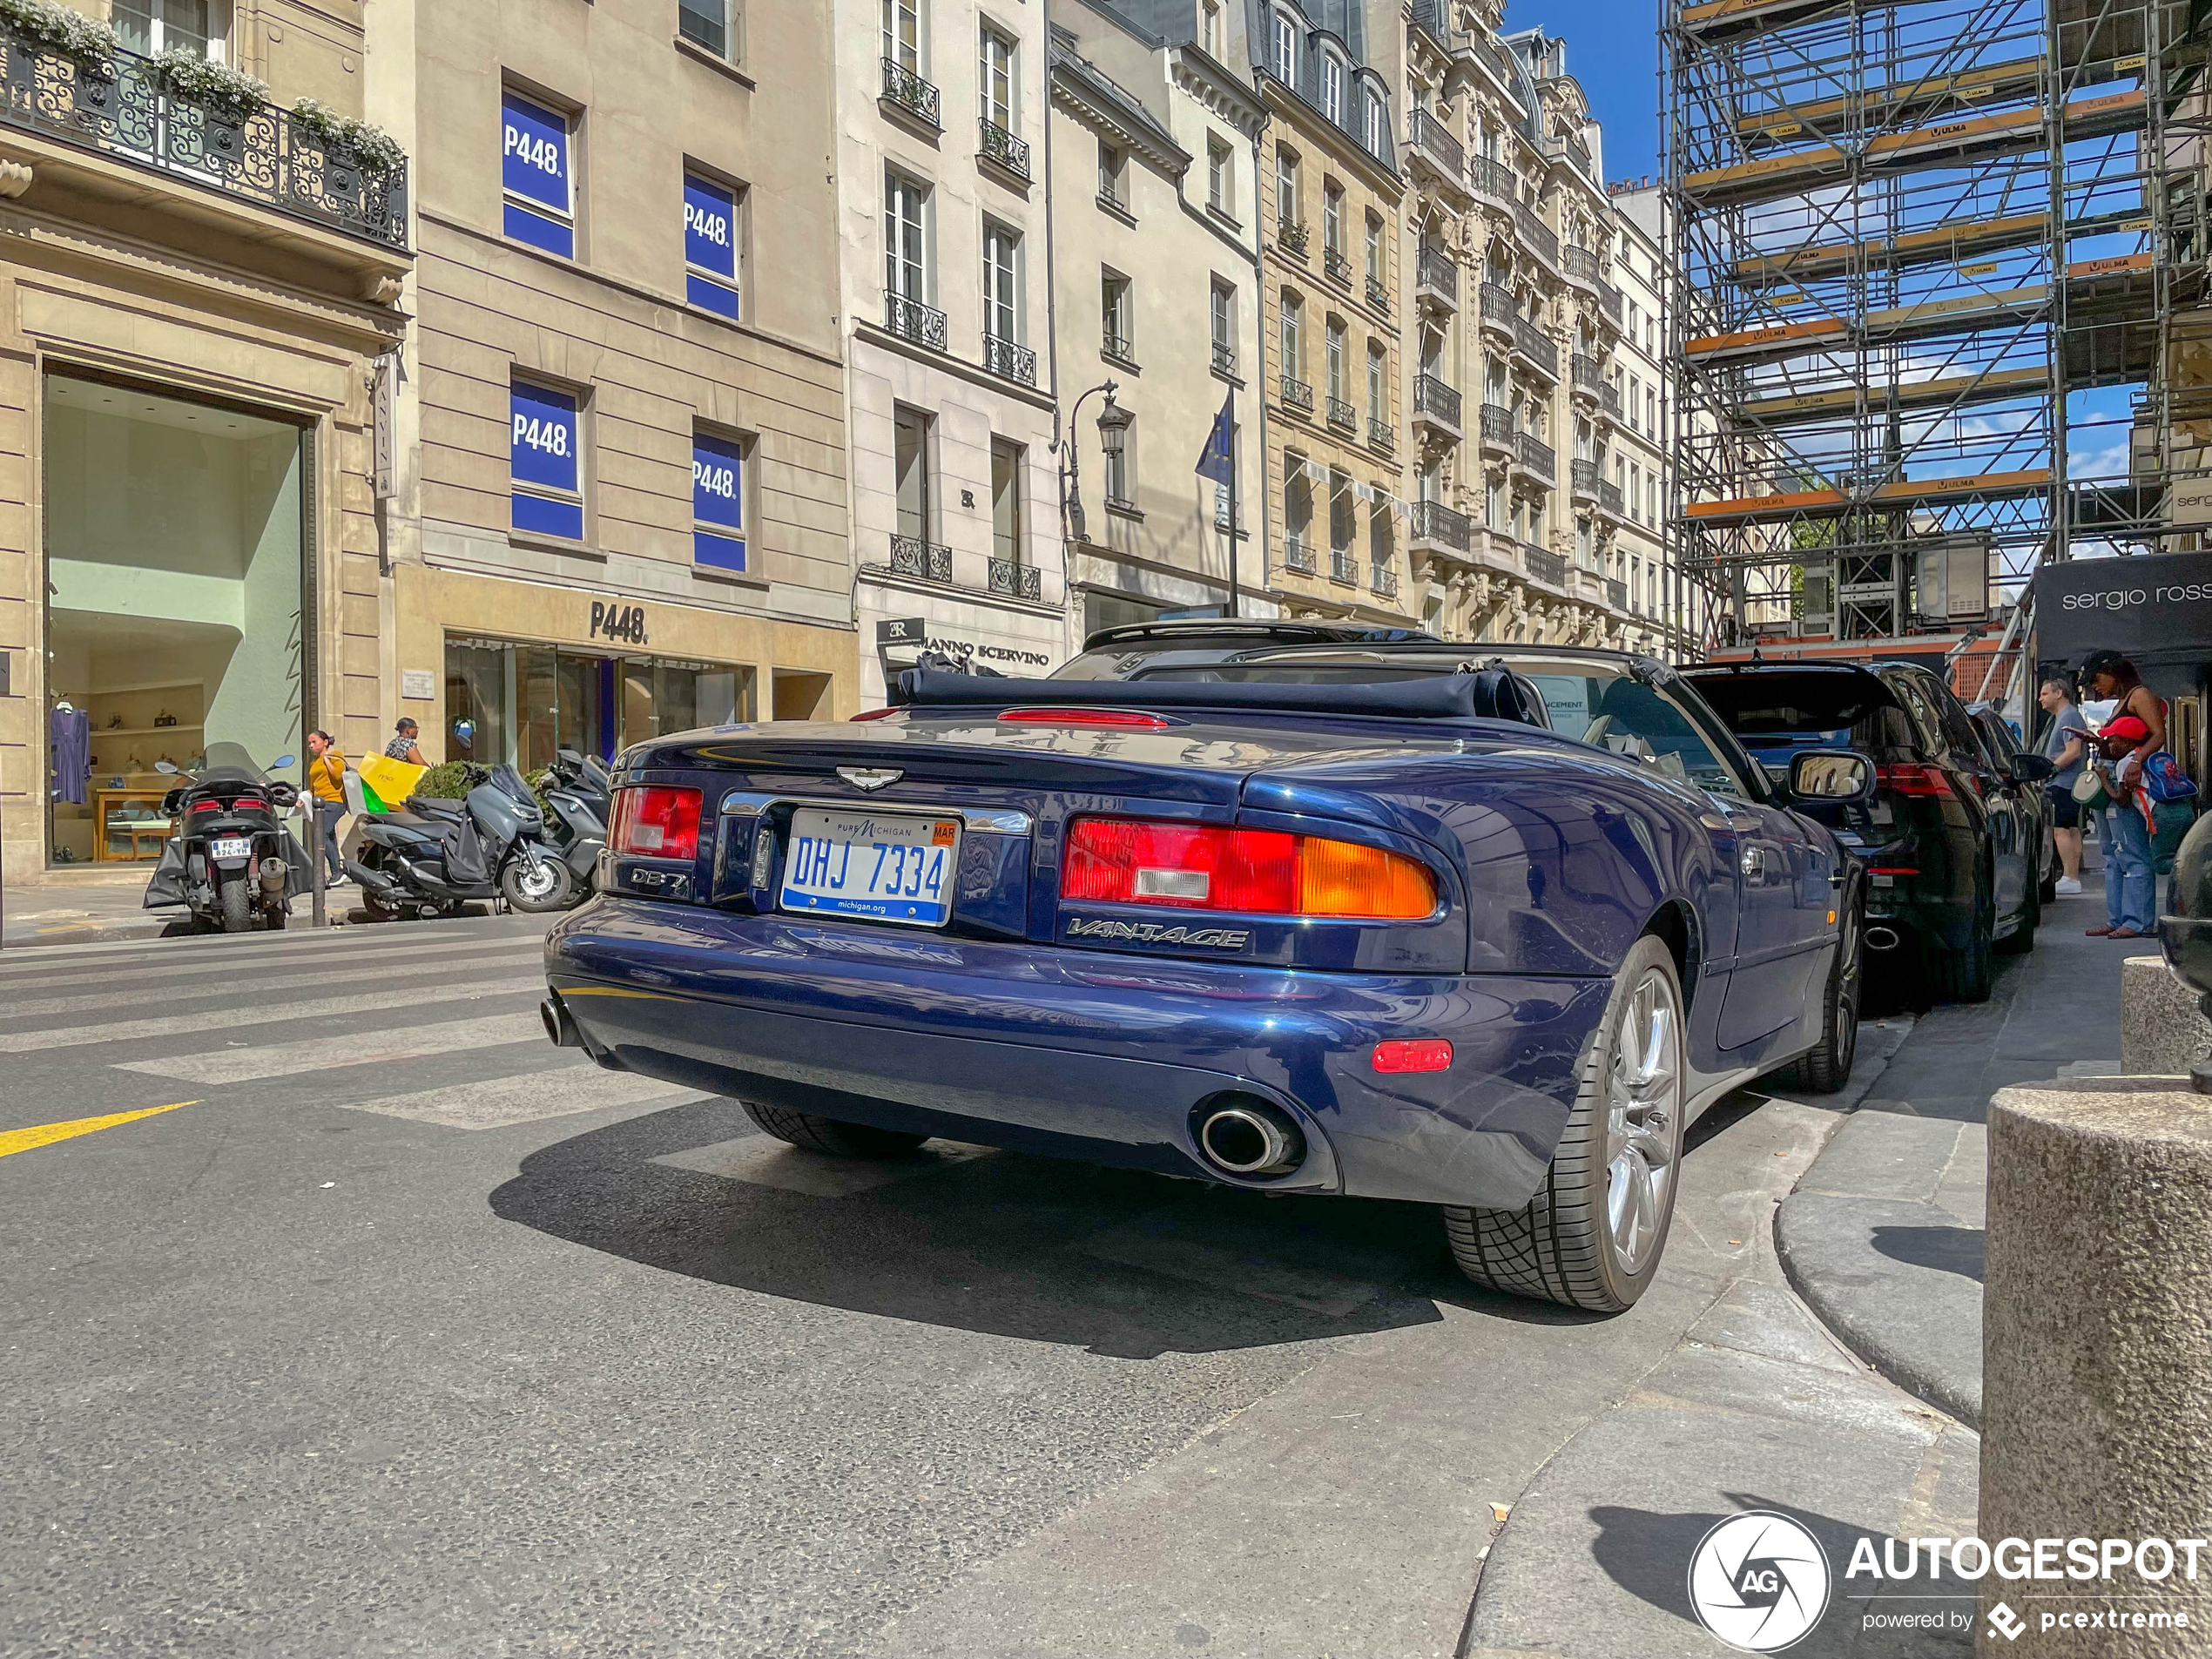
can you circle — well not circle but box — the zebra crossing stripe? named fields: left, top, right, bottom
left=1, top=975, right=544, bottom=1055
left=9, top=935, right=549, bottom=993
left=343, top=1068, right=698, bottom=1130
left=1, top=949, right=545, bottom=1024
left=113, top=1011, right=547, bottom=1084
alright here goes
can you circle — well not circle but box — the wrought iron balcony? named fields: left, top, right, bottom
left=882, top=57, right=941, bottom=125
left=1211, top=340, right=1238, bottom=377
left=1416, top=242, right=1459, bottom=304
left=1608, top=577, right=1629, bottom=610
left=1103, top=327, right=1137, bottom=368
left=1469, top=155, right=1514, bottom=204
left=1525, top=544, right=1566, bottom=586
left=1479, top=402, right=1514, bottom=448
left=1366, top=273, right=1390, bottom=314
left=888, top=533, right=952, bottom=583
left=1277, top=218, right=1308, bottom=258
left=885, top=292, right=948, bottom=350
left=1514, top=202, right=1558, bottom=266
left=1369, top=417, right=1395, bottom=453
left=1599, top=379, right=1622, bottom=420
left=1324, top=245, right=1352, bottom=284
left=1599, top=479, right=1623, bottom=516
left=1371, top=561, right=1399, bottom=598
left=1279, top=374, right=1314, bottom=413
left=1331, top=545, right=1358, bottom=584
left=1407, top=107, right=1464, bottom=178
left=988, top=556, right=1042, bottom=600
left=0, top=26, right=411, bottom=249
left=1326, top=395, right=1357, bottom=430
left=982, top=332, right=1035, bottom=385
left=1411, top=0, right=1452, bottom=47
left=1596, top=280, right=1623, bottom=325
left=1284, top=535, right=1317, bottom=574
left=1562, top=246, right=1602, bottom=287
left=1410, top=499, right=1472, bottom=551
left=1516, top=431, right=1555, bottom=480
left=1571, top=457, right=1602, bottom=498
left=1570, top=352, right=1604, bottom=393
left=979, top=118, right=1029, bottom=179
left=1513, top=318, right=1558, bottom=379
left=1480, top=281, right=1517, bottom=332
left=1413, top=373, right=1462, bottom=430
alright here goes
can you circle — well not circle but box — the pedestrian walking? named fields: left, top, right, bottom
left=2080, top=648, right=2163, bottom=940
left=305, top=729, right=348, bottom=888
left=384, top=718, right=427, bottom=766
left=2037, top=675, right=2089, bottom=895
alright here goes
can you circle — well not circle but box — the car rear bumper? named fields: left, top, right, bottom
left=544, top=898, right=1615, bottom=1211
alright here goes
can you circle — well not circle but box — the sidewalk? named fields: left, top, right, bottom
left=1775, top=872, right=2123, bottom=1430
left=2, top=875, right=182, bottom=949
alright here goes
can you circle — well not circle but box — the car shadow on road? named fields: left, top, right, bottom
left=488, top=1093, right=1618, bottom=1359
left=1588, top=1494, right=1975, bottom=1656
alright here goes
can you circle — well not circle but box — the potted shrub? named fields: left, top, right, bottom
left=291, top=98, right=405, bottom=178
left=0, top=0, right=122, bottom=101
left=147, top=50, right=267, bottom=155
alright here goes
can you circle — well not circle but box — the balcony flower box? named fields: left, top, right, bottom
left=0, top=0, right=118, bottom=79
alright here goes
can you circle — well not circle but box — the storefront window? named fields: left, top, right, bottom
left=444, top=635, right=753, bottom=767
left=43, top=374, right=304, bottom=867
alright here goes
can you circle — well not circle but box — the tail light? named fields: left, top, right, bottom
left=1877, top=762, right=1954, bottom=799
left=191, top=799, right=222, bottom=813
left=1062, top=817, right=1436, bottom=920
left=234, top=797, right=266, bottom=813
left=999, top=708, right=1181, bottom=730
left=849, top=707, right=902, bottom=722
left=610, top=785, right=704, bottom=860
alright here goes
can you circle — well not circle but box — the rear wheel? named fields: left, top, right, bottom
left=741, top=1099, right=929, bottom=1159
left=1781, top=886, right=1861, bottom=1093
left=218, top=874, right=251, bottom=934
left=1929, top=871, right=1994, bottom=1002
left=1444, top=935, right=1685, bottom=1313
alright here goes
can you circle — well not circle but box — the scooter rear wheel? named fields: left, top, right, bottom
left=218, top=874, right=251, bottom=934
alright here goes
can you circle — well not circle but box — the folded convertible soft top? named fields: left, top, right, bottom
left=889, top=664, right=1544, bottom=724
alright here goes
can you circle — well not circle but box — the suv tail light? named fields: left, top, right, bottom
left=1876, top=762, right=1954, bottom=799
left=610, top=786, right=704, bottom=860
left=1062, top=818, right=1436, bottom=920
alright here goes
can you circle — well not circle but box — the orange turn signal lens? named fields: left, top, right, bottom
left=1298, top=836, right=1437, bottom=920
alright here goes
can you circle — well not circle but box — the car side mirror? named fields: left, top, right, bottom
left=1787, top=748, right=1877, bottom=806
left=2006, top=752, right=2055, bottom=785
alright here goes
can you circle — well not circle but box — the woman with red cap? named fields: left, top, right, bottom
left=2082, top=650, right=2162, bottom=939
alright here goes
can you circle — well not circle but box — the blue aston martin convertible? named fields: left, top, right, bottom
left=542, top=623, right=1870, bottom=1312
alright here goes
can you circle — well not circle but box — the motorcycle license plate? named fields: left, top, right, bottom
left=210, top=837, right=253, bottom=861
left=779, top=807, right=960, bottom=927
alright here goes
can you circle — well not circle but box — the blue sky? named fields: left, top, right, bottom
left=1510, top=0, right=1665, bottom=184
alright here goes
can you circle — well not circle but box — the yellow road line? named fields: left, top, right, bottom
left=0, top=1101, right=197, bottom=1160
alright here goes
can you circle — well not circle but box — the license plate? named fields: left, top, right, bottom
left=210, top=837, right=253, bottom=860
left=779, top=807, right=960, bottom=927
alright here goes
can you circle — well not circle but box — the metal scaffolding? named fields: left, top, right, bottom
left=1662, top=0, right=2211, bottom=655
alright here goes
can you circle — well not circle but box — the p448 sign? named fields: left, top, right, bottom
left=589, top=600, right=649, bottom=646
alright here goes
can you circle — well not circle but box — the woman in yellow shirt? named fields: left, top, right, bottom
left=305, top=729, right=347, bottom=886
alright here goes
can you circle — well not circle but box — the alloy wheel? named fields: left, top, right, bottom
left=1604, top=966, right=1684, bottom=1277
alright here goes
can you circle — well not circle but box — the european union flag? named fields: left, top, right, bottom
left=1194, top=392, right=1235, bottom=486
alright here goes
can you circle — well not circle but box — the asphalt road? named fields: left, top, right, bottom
left=0, top=914, right=1978, bottom=1659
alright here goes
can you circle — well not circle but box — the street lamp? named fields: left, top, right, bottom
left=1055, top=379, right=1120, bottom=549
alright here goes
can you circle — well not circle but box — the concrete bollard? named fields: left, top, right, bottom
left=1980, top=1078, right=2212, bottom=1656
left=2121, top=957, right=2212, bottom=1076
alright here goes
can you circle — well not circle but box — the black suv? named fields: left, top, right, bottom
left=1684, top=661, right=2050, bottom=1001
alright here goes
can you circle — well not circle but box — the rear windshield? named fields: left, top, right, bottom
left=1688, top=673, right=1893, bottom=734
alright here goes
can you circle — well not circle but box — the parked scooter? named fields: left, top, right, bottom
left=142, top=744, right=308, bottom=933
left=345, top=762, right=574, bottom=918
left=538, top=747, right=610, bottom=906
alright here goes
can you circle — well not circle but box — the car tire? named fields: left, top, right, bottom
left=1443, top=934, right=1685, bottom=1314
left=1781, top=885, right=1861, bottom=1093
left=1999, top=867, right=2039, bottom=955
left=1930, top=872, right=1994, bottom=1002
left=2039, top=835, right=2059, bottom=906
left=741, top=1099, right=930, bottom=1159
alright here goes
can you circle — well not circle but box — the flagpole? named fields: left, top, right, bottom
left=1225, top=380, right=1240, bottom=618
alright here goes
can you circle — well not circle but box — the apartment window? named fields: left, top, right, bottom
left=1285, top=453, right=1312, bottom=553
left=1646, top=317, right=1656, bottom=355
left=1203, top=0, right=1223, bottom=56
left=1322, top=181, right=1344, bottom=260
left=113, top=0, right=216, bottom=57
left=882, top=0, right=921, bottom=71
left=1276, top=147, right=1298, bottom=228
left=1328, top=467, right=1353, bottom=556
left=502, top=89, right=575, bottom=259
left=1206, top=138, right=1231, bottom=213
left=1325, top=318, right=1347, bottom=403
left=1280, top=293, right=1303, bottom=380
left=1099, top=141, right=1127, bottom=210
left=1102, top=409, right=1132, bottom=506
left=1366, top=341, right=1385, bottom=425
left=1363, top=89, right=1384, bottom=157
left=885, top=169, right=928, bottom=302
left=1103, top=270, right=1135, bottom=364
left=1486, top=478, right=1503, bottom=528
left=693, top=428, right=748, bottom=572
left=1647, top=387, right=1657, bottom=434
left=893, top=407, right=932, bottom=541
left=983, top=221, right=1021, bottom=345
left=1486, top=357, right=1506, bottom=404
left=678, top=0, right=734, bottom=58
left=1322, top=54, right=1343, bottom=125
left=1576, top=517, right=1592, bottom=562
left=1630, top=462, right=1642, bottom=523
left=1364, top=212, right=1382, bottom=285
left=684, top=172, right=741, bottom=320
left=1271, top=11, right=1295, bottom=82
left=980, top=26, right=1016, bottom=128
left=1211, top=281, right=1235, bottom=368
left=1370, top=502, right=1393, bottom=575
left=991, top=439, right=1024, bottom=565
left=1628, top=373, right=1641, bottom=431
left=510, top=376, right=583, bottom=542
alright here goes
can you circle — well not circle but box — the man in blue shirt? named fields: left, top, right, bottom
left=2039, top=675, right=2090, bottom=896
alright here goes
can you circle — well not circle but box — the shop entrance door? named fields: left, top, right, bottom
left=446, top=635, right=752, bottom=770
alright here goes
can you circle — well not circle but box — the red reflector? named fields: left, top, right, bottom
left=1868, top=866, right=1919, bottom=875
left=610, top=785, right=703, bottom=861
left=1062, top=817, right=1435, bottom=920
left=998, top=707, right=1177, bottom=730
left=1876, top=762, right=1953, bottom=799
left=849, top=707, right=901, bottom=722
left=1373, top=1039, right=1453, bottom=1074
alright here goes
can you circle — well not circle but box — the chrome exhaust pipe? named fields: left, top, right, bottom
left=1865, top=925, right=1901, bottom=952
left=1195, top=1096, right=1305, bottom=1177
left=542, top=995, right=581, bottom=1049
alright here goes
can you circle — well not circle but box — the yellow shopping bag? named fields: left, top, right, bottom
left=355, top=752, right=428, bottom=813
